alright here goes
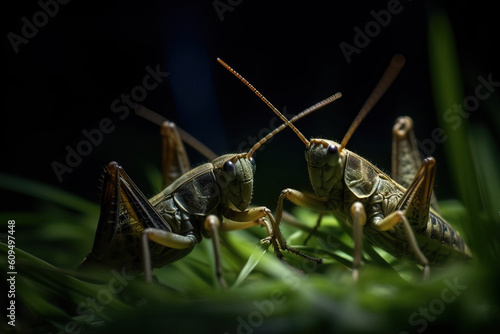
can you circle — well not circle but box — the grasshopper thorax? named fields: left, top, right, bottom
left=213, top=153, right=256, bottom=211
left=305, top=139, right=347, bottom=197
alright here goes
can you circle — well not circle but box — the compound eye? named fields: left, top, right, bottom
left=249, top=157, right=256, bottom=174
left=326, top=144, right=339, bottom=167
left=223, top=161, right=237, bottom=181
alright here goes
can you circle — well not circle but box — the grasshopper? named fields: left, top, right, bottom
left=223, top=54, right=472, bottom=280
left=78, top=62, right=340, bottom=286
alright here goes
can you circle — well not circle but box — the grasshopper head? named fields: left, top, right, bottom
left=214, top=153, right=256, bottom=211
left=304, top=55, right=405, bottom=198
left=305, top=139, right=347, bottom=197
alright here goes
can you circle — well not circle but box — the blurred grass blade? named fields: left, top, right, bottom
left=468, top=123, right=500, bottom=259
left=0, top=172, right=98, bottom=214
left=468, top=124, right=500, bottom=218
left=232, top=240, right=270, bottom=289
left=1, top=242, right=113, bottom=303
left=428, top=7, right=482, bottom=251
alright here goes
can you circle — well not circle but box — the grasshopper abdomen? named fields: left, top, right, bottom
left=422, top=212, right=472, bottom=263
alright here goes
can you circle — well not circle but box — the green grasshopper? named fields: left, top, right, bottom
left=78, top=63, right=340, bottom=286
left=222, top=54, right=472, bottom=280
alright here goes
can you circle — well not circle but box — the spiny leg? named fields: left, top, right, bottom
left=396, top=157, right=437, bottom=232
left=274, top=188, right=329, bottom=263
left=222, top=206, right=271, bottom=224
left=392, top=116, right=439, bottom=212
left=221, top=207, right=283, bottom=260
left=391, top=116, right=421, bottom=187
left=78, top=162, right=122, bottom=270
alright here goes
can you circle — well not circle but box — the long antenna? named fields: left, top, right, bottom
left=246, top=92, right=342, bottom=157
left=217, top=58, right=312, bottom=150
left=339, top=54, right=406, bottom=152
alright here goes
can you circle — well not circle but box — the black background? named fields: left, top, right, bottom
left=2, top=0, right=498, bottom=212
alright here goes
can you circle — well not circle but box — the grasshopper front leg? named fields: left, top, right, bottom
left=221, top=207, right=283, bottom=257
left=273, top=189, right=380, bottom=279
left=274, top=189, right=329, bottom=263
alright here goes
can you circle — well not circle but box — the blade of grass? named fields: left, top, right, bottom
left=0, top=173, right=98, bottom=214
left=232, top=240, right=270, bottom=289
left=428, top=7, right=484, bottom=252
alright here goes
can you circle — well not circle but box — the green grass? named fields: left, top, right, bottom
left=1, top=8, right=500, bottom=334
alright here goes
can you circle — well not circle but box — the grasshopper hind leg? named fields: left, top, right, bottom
left=392, top=116, right=440, bottom=212
left=372, top=157, right=438, bottom=280
left=160, top=121, right=191, bottom=189
left=78, top=162, right=123, bottom=272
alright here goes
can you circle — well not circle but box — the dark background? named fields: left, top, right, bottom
left=2, top=0, right=498, bottom=212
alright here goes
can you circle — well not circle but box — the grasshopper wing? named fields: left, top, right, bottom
left=344, top=153, right=381, bottom=198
